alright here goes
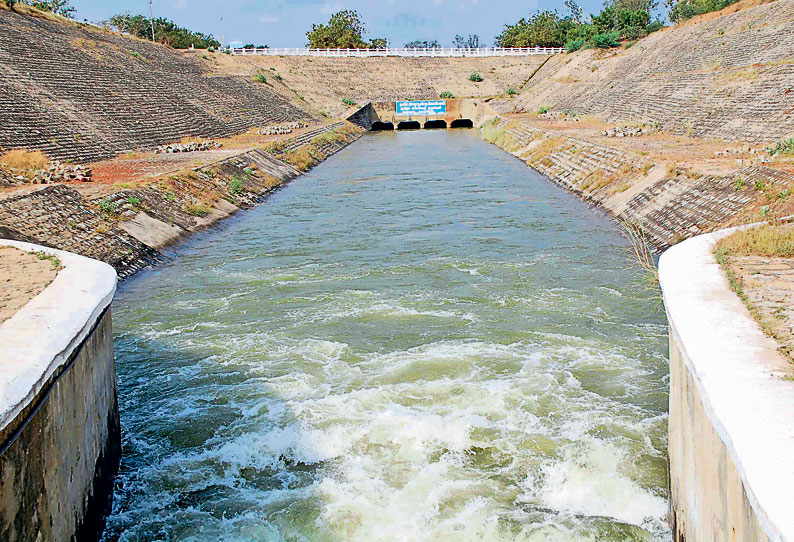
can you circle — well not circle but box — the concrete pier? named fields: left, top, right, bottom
left=660, top=229, right=794, bottom=542
left=0, top=240, right=120, bottom=542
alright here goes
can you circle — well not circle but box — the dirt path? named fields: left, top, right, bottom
left=0, top=246, right=59, bottom=324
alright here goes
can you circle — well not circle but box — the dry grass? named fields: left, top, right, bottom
left=716, top=224, right=794, bottom=257
left=0, top=149, right=49, bottom=171
left=311, top=131, right=346, bottom=146
left=580, top=169, right=614, bottom=192
left=282, top=148, right=318, bottom=171
left=618, top=218, right=661, bottom=298
left=715, top=66, right=760, bottom=86
left=273, top=123, right=361, bottom=172
left=527, top=136, right=567, bottom=161
left=184, top=200, right=213, bottom=217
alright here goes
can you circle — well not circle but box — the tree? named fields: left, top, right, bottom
left=306, top=10, right=386, bottom=48
left=565, top=0, right=584, bottom=23
left=453, top=34, right=479, bottom=48
left=496, top=0, right=663, bottom=49
left=496, top=11, right=566, bottom=47
left=105, top=13, right=220, bottom=49
left=405, top=40, right=440, bottom=48
left=18, top=0, right=75, bottom=17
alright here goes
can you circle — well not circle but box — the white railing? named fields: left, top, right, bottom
left=229, top=47, right=565, bottom=57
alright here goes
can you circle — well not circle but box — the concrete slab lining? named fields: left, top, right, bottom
left=0, top=239, right=117, bottom=435
left=660, top=228, right=794, bottom=541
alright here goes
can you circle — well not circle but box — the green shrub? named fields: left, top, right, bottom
left=735, top=177, right=746, bottom=190
left=481, top=117, right=505, bottom=144
left=566, top=39, right=584, bottom=52
left=593, top=32, right=620, bottom=48
left=439, top=91, right=454, bottom=98
left=126, top=196, right=142, bottom=207
left=130, top=51, right=141, bottom=58
left=229, top=176, right=244, bottom=195
left=646, top=21, right=664, bottom=33
left=252, top=73, right=267, bottom=84
left=506, top=87, right=518, bottom=96
left=767, top=138, right=794, bottom=156
left=274, top=73, right=282, bottom=81
left=754, top=180, right=765, bottom=191
left=469, top=72, right=483, bottom=82
left=98, top=199, right=118, bottom=213
left=537, top=105, right=549, bottom=114
left=342, top=98, right=356, bottom=106
left=622, top=26, right=644, bottom=41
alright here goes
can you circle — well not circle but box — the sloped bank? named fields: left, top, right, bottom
left=0, top=240, right=119, bottom=542
left=0, top=123, right=363, bottom=280
left=660, top=229, right=794, bottom=541
left=478, top=116, right=793, bottom=249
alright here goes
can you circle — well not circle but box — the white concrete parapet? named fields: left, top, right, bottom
left=0, top=240, right=117, bottom=435
left=660, top=227, right=794, bottom=542
left=229, top=46, right=564, bottom=57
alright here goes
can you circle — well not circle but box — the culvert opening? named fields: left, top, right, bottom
left=450, top=119, right=474, bottom=129
left=397, top=121, right=421, bottom=130
left=424, top=120, right=447, bottom=129
left=371, top=121, right=394, bottom=131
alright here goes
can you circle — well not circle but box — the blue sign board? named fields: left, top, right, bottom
left=396, top=100, right=447, bottom=117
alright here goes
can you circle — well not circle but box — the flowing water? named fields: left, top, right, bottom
left=105, top=130, right=670, bottom=542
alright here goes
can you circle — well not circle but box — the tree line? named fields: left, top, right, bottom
left=496, top=0, right=664, bottom=50
left=102, top=13, right=220, bottom=50
left=3, top=0, right=743, bottom=52
left=307, top=0, right=737, bottom=52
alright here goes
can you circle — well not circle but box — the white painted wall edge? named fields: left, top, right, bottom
left=0, top=240, right=117, bottom=434
left=659, top=227, right=794, bottom=542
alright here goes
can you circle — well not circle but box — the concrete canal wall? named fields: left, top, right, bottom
left=0, top=240, right=119, bottom=542
left=659, top=229, right=794, bottom=542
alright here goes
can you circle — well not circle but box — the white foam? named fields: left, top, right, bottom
left=519, top=439, right=667, bottom=528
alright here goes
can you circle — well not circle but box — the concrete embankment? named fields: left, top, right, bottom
left=0, top=123, right=364, bottom=280
left=660, top=229, right=794, bottom=542
left=476, top=114, right=794, bottom=249
left=0, top=240, right=119, bottom=542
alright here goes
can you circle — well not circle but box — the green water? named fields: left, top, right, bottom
left=105, top=130, right=670, bottom=542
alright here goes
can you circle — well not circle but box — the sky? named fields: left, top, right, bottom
left=71, top=0, right=611, bottom=48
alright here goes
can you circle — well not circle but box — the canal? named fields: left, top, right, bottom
left=105, top=130, right=670, bottom=541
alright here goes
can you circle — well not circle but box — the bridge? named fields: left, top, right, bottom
left=229, top=47, right=565, bottom=57
left=348, top=99, right=480, bottom=131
